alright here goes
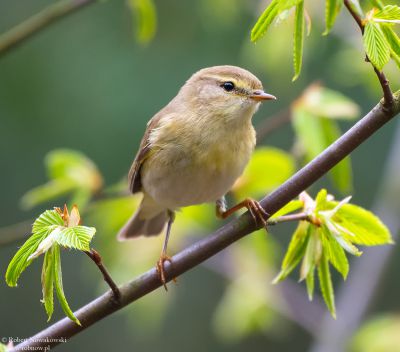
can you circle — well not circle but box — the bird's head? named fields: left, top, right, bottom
left=178, top=65, right=276, bottom=121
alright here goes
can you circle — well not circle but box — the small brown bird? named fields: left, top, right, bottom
left=118, top=65, right=276, bottom=288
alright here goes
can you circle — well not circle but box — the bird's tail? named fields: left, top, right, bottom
left=117, top=195, right=168, bottom=240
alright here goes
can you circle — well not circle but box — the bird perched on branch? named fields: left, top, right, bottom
left=118, top=65, right=276, bottom=289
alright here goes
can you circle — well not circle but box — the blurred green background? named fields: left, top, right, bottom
left=1, top=0, right=400, bottom=351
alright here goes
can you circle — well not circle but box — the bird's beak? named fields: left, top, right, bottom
left=249, top=90, right=277, bottom=102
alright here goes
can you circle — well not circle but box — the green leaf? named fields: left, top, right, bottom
left=5, top=210, right=65, bottom=286
left=5, top=228, right=51, bottom=287
left=363, top=21, right=391, bottom=70
left=391, top=52, right=400, bottom=69
left=300, top=226, right=319, bottom=280
left=334, top=230, right=363, bottom=256
left=318, top=253, right=336, bottom=318
left=273, top=221, right=309, bottom=283
left=279, top=0, right=304, bottom=12
left=369, top=0, right=384, bottom=10
left=324, top=0, right=343, bottom=35
left=232, top=147, right=295, bottom=200
left=293, top=1, right=305, bottom=81
left=320, top=226, right=349, bottom=278
left=315, top=188, right=328, bottom=212
left=41, top=249, right=54, bottom=320
left=306, top=264, right=315, bottom=300
left=0, top=343, right=8, bottom=352
left=53, top=244, right=81, bottom=325
left=381, top=25, right=400, bottom=67
left=333, top=203, right=393, bottom=246
left=251, top=0, right=280, bottom=42
left=55, top=226, right=96, bottom=251
left=32, top=210, right=64, bottom=233
left=373, top=5, right=400, bottom=23
left=128, top=0, right=157, bottom=44
left=270, top=200, right=303, bottom=219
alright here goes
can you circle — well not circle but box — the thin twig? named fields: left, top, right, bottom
left=374, top=67, right=394, bottom=108
left=267, top=212, right=309, bottom=225
left=344, top=0, right=364, bottom=33
left=10, top=92, right=400, bottom=352
left=84, top=249, right=121, bottom=304
left=343, top=0, right=394, bottom=109
left=0, top=0, right=96, bottom=57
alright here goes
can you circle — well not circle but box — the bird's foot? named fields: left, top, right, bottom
left=242, top=198, right=269, bottom=227
left=218, top=197, right=269, bottom=227
left=156, top=254, right=176, bottom=291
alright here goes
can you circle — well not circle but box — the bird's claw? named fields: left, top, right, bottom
left=245, top=198, right=269, bottom=227
left=156, top=254, right=176, bottom=291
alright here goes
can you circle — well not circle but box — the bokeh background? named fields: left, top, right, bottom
left=1, top=0, right=400, bottom=351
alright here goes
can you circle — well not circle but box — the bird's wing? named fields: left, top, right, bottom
left=128, top=115, right=162, bottom=194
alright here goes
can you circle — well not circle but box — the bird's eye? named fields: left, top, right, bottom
left=221, top=81, right=235, bottom=92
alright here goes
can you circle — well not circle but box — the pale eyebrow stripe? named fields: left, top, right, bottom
left=200, top=74, right=249, bottom=93
left=200, top=74, right=237, bottom=82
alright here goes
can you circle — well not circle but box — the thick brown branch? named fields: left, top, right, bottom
left=343, top=0, right=394, bottom=109
left=0, top=0, right=96, bottom=57
left=10, top=92, right=400, bottom=352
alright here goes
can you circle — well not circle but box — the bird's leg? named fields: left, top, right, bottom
left=156, top=210, right=176, bottom=291
left=216, top=196, right=269, bottom=227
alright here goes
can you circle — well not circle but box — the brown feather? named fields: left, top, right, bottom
left=128, top=112, right=165, bottom=193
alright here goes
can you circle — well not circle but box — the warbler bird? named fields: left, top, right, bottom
left=118, top=65, right=276, bottom=288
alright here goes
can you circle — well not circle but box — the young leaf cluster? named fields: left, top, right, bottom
left=5, top=205, right=96, bottom=324
left=273, top=189, right=393, bottom=317
left=364, top=5, right=400, bottom=70
left=251, top=0, right=400, bottom=80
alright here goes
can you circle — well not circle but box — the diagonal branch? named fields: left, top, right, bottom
left=0, top=0, right=97, bottom=57
left=10, top=92, right=400, bottom=352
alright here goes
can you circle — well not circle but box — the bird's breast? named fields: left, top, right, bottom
left=141, top=122, right=256, bottom=209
